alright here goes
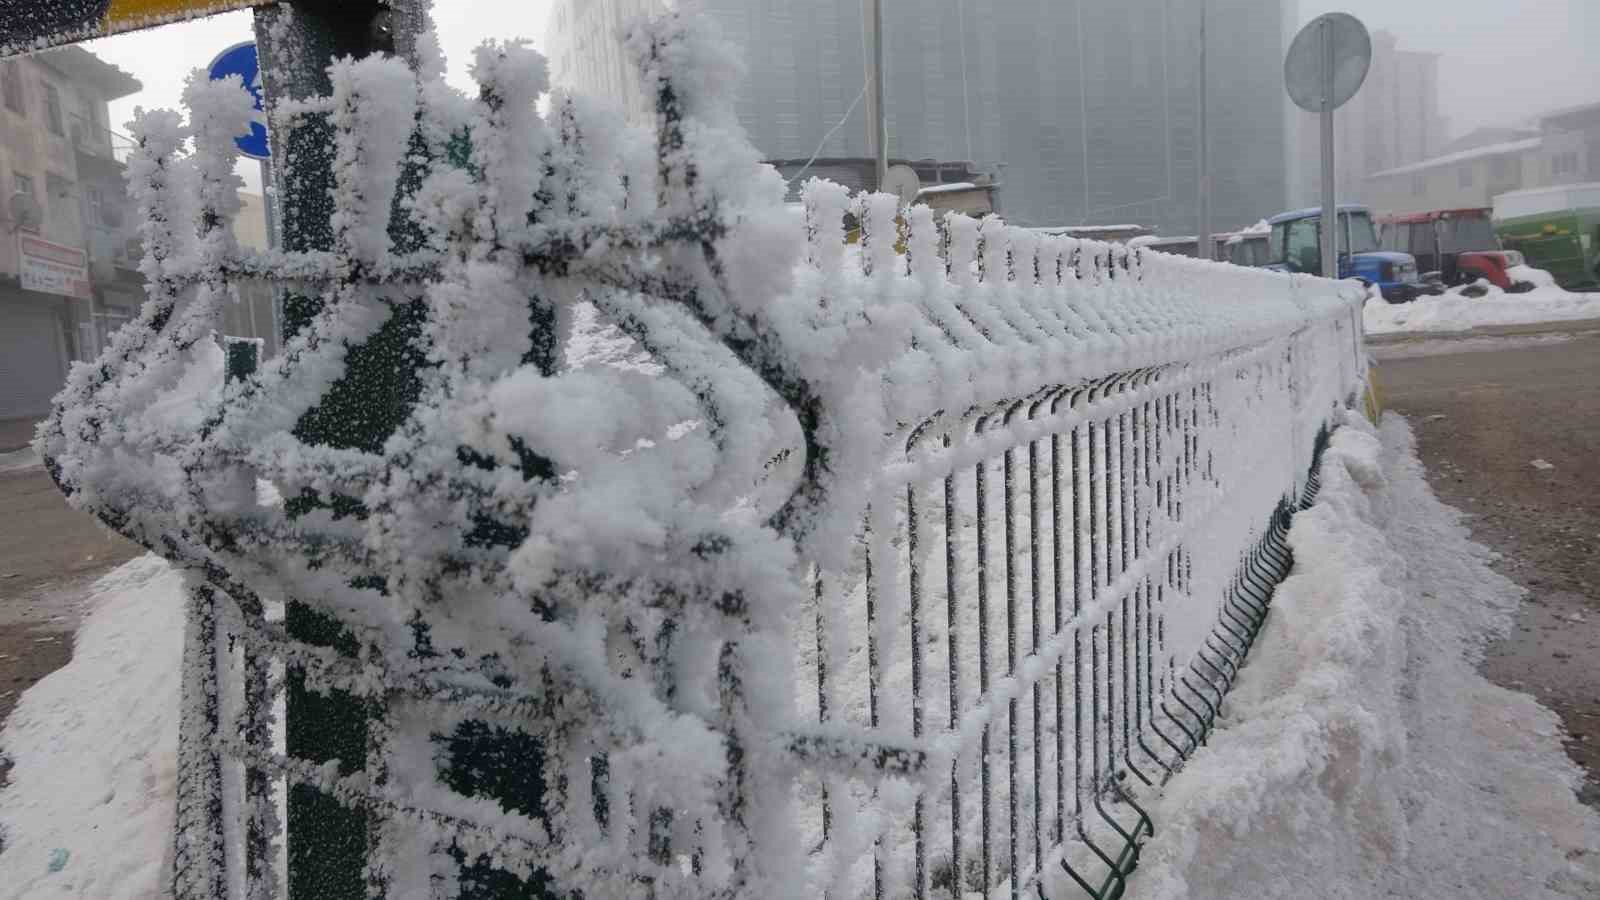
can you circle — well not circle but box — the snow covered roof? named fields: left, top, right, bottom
left=1128, top=234, right=1196, bottom=247
left=1368, top=138, right=1541, bottom=179
left=1027, top=224, right=1148, bottom=239
left=916, top=181, right=986, bottom=196
left=1267, top=204, right=1370, bottom=225
left=1492, top=181, right=1600, bottom=220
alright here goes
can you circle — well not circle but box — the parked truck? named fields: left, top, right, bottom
left=1492, top=183, right=1600, bottom=291
left=1377, top=208, right=1533, bottom=292
left=1265, top=205, right=1429, bottom=301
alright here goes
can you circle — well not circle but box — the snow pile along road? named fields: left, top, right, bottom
left=0, top=556, right=182, bottom=900
left=1136, top=412, right=1600, bottom=899
left=1366, top=270, right=1600, bottom=335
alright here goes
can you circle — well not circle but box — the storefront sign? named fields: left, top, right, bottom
left=18, top=234, right=92, bottom=300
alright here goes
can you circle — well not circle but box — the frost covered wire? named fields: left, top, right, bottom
left=786, top=85, right=866, bottom=189
left=37, top=7, right=1364, bottom=900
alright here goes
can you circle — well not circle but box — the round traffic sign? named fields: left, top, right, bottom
left=1284, top=13, right=1371, bottom=113
left=206, top=41, right=270, bottom=160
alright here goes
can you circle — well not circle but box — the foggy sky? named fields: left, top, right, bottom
left=74, top=0, right=1596, bottom=190
left=1294, top=0, right=1599, bottom=135
left=81, top=1, right=558, bottom=192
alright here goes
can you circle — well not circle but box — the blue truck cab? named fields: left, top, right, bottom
left=1265, top=205, right=1428, bottom=301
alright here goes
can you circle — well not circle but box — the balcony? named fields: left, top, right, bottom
left=68, top=113, right=135, bottom=169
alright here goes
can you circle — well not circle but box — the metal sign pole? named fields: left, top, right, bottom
left=1285, top=12, right=1368, bottom=279
left=260, top=158, right=281, bottom=348
left=253, top=4, right=409, bottom=897
left=1319, top=17, right=1337, bottom=279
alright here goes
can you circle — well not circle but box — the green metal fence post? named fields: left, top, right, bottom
left=253, top=4, right=420, bottom=897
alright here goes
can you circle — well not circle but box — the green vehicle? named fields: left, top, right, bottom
left=1492, top=183, right=1600, bottom=290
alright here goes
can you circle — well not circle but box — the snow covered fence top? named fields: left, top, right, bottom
left=36, top=8, right=1366, bottom=900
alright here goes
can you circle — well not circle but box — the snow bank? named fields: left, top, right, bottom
left=0, top=556, right=182, bottom=900
left=1365, top=280, right=1600, bottom=335
left=1131, top=413, right=1600, bottom=899
left=1508, top=264, right=1559, bottom=289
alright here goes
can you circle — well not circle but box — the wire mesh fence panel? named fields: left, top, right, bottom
left=39, top=9, right=1364, bottom=900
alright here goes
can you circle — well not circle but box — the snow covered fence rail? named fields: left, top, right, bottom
left=34, top=9, right=1365, bottom=900
left=798, top=215, right=1363, bottom=898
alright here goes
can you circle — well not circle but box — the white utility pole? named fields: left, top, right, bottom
left=1196, top=0, right=1212, bottom=260
left=864, top=0, right=887, bottom=192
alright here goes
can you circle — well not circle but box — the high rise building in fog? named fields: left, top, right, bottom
left=547, top=0, right=1287, bottom=232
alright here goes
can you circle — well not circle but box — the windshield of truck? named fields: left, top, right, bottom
left=1275, top=218, right=1321, bottom=271
left=1343, top=212, right=1379, bottom=254
left=1443, top=216, right=1498, bottom=252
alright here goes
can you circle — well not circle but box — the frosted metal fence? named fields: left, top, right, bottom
left=39, top=12, right=1364, bottom=900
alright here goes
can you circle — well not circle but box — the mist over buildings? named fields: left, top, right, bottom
left=550, top=0, right=1597, bottom=234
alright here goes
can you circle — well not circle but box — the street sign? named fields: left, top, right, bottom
left=17, top=233, right=91, bottom=299
left=1284, top=12, right=1371, bottom=114
left=0, top=1, right=266, bottom=58
left=1284, top=13, right=1372, bottom=283
left=207, top=41, right=270, bottom=159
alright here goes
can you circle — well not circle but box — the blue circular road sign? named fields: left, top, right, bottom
left=206, top=41, right=270, bottom=160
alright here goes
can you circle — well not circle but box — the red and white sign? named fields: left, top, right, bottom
left=17, top=234, right=91, bottom=300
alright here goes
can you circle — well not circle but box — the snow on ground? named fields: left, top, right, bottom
left=3, top=414, right=1598, bottom=899
left=1133, top=411, right=1600, bottom=899
left=1365, top=276, right=1600, bottom=335
left=0, top=556, right=181, bottom=900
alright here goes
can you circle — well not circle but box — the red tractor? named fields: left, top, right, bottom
left=1378, top=208, right=1534, bottom=293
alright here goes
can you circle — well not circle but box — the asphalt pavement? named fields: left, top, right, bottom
left=0, top=463, right=140, bottom=771
left=1376, top=326, right=1600, bottom=808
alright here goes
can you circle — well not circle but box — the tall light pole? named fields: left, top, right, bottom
left=864, top=0, right=887, bottom=192
left=1196, top=0, right=1212, bottom=260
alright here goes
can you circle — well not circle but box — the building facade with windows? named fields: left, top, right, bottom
left=0, top=47, right=142, bottom=424
left=546, top=0, right=1287, bottom=233
left=1362, top=138, right=1540, bottom=216
left=0, top=46, right=278, bottom=432
left=1361, top=100, right=1600, bottom=217
left=1535, top=101, right=1600, bottom=187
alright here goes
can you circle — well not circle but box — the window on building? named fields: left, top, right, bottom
left=12, top=172, right=37, bottom=229
left=1588, top=140, right=1600, bottom=181
left=46, top=173, right=73, bottom=216
left=1458, top=165, right=1474, bottom=188
left=1489, top=155, right=1509, bottom=180
left=1411, top=174, right=1426, bottom=196
left=43, top=82, right=64, bottom=136
left=1551, top=151, right=1580, bottom=178
left=2, top=60, right=23, bottom=115
left=87, top=186, right=104, bottom=226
